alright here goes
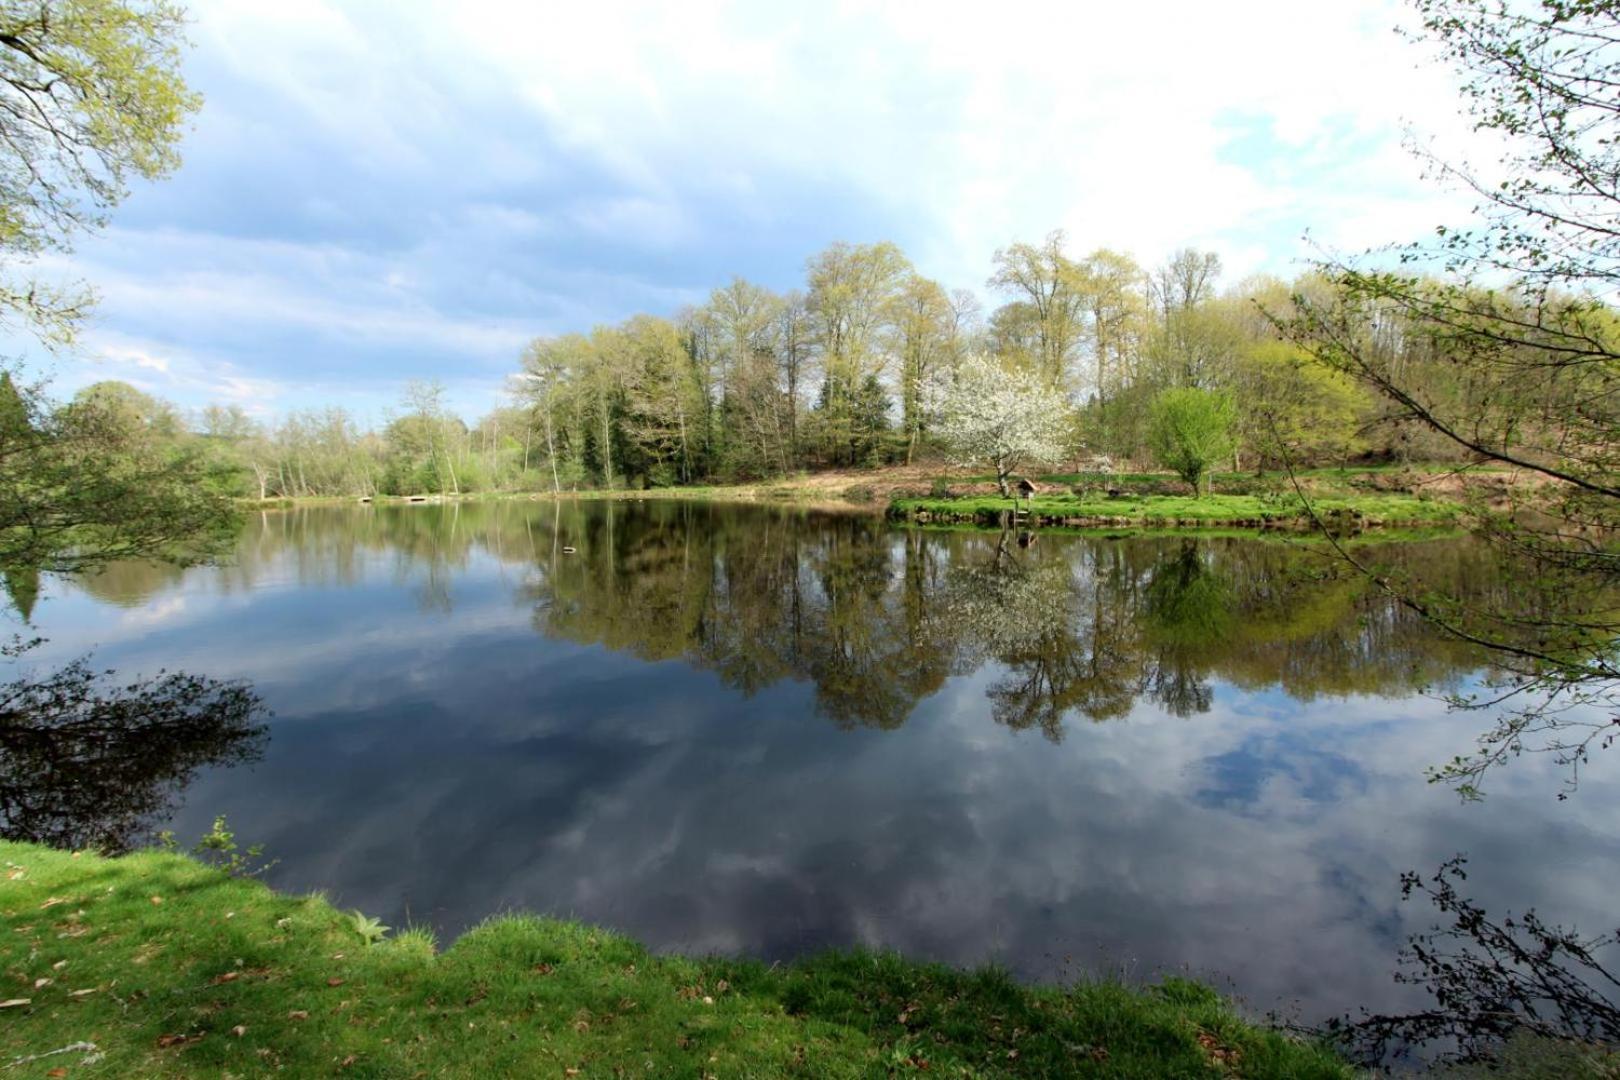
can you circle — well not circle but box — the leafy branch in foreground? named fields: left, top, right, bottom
left=1275, top=0, right=1620, bottom=797
left=0, top=0, right=201, bottom=345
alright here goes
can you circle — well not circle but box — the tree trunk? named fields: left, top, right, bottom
left=544, top=411, right=560, bottom=493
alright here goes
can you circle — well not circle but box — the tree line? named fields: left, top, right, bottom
left=81, top=234, right=1569, bottom=502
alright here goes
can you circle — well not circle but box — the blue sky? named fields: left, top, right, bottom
left=29, top=0, right=1478, bottom=423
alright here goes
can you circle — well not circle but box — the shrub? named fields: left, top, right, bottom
left=1148, top=388, right=1236, bottom=496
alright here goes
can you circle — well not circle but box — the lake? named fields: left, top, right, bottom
left=10, top=499, right=1620, bottom=1030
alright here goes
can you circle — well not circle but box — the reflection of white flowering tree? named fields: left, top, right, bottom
left=934, top=356, right=1071, bottom=496
left=932, top=537, right=1073, bottom=660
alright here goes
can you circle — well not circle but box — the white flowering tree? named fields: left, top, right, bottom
left=934, top=355, right=1072, bottom=497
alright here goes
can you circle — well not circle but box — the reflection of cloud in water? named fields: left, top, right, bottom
left=119, top=594, right=188, bottom=629
left=20, top=501, right=1620, bottom=1031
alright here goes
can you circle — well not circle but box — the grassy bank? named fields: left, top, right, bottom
left=889, top=492, right=1461, bottom=532
left=0, top=842, right=1352, bottom=1077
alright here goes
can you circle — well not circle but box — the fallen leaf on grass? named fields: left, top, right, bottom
left=210, top=972, right=241, bottom=985
left=156, top=1033, right=202, bottom=1049
left=68, top=988, right=97, bottom=998
left=39, top=897, right=67, bottom=909
left=149, top=896, right=163, bottom=906
left=232, top=1025, right=247, bottom=1037
left=326, top=978, right=344, bottom=987
left=0, top=998, right=30, bottom=1008
left=288, top=1010, right=309, bottom=1021
left=339, top=1055, right=357, bottom=1068
left=1195, top=1032, right=1241, bottom=1069
left=45, top=1069, right=65, bottom=1078
left=33, top=977, right=52, bottom=989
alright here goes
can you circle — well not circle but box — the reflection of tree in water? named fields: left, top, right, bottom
left=1329, top=856, right=1620, bottom=1071
left=0, top=646, right=265, bottom=852
left=937, top=533, right=1093, bottom=741
left=215, top=502, right=1527, bottom=738
left=1142, top=542, right=1229, bottom=717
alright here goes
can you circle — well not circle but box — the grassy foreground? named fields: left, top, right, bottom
left=890, top=492, right=1460, bottom=531
left=0, top=842, right=1354, bottom=1077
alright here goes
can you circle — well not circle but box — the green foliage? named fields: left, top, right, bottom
left=1233, top=340, right=1367, bottom=468
left=188, top=814, right=276, bottom=878
left=1273, top=0, right=1620, bottom=796
left=0, top=373, right=238, bottom=579
left=891, top=490, right=1459, bottom=529
left=0, top=0, right=202, bottom=346
left=1147, top=387, right=1236, bottom=494
left=352, top=911, right=390, bottom=946
left=0, top=840, right=1356, bottom=1078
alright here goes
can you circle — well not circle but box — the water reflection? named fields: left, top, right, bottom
left=0, top=655, right=265, bottom=852
left=68, top=501, right=1501, bottom=735
left=23, top=500, right=1618, bottom=1034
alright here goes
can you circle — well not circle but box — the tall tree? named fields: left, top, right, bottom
left=774, top=290, right=815, bottom=468
left=1146, top=249, right=1232, bottom=388
left=805, top=241, right=910, bottom=465
left=889, top=273, right=956, bottom=463
left=516, top=336, right=583, bottom=492
left=1079, top=249, right=1147, bottom=404
left=618, top=314, right=703, bottom=484
left=988, top=229, right=1089, bottom=391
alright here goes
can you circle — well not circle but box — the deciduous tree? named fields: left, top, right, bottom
left=935, top=355, right=1072, bottom=496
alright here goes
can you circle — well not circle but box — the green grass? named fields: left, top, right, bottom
left=891, top=491, right=1459, bottom=531
left=953, top=463, right=1509, bottom=487
left=0, top=842, right=1353, bottom=1077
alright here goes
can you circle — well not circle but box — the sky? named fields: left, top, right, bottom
left=28, top=0, right=1484, bottom=423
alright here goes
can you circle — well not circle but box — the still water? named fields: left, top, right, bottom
left=12, top=500, right=1620, bottom=1027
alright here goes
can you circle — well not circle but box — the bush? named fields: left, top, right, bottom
left=929, top=477, right=953, bottom=498
left=1148, top=388, right=1236, bottom=495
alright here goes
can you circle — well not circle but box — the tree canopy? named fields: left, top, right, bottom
left=0, top=0, right=200, bottom=345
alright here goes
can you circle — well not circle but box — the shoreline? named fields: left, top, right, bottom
left=0, top=841, right=1353, bottom=1077
left=887, top=492, right=1461, bottom=534
left=236, top=481, right=1472, bottom=539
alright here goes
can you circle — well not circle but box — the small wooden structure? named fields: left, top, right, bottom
left=1007, top=477, right=1039, bottom=528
